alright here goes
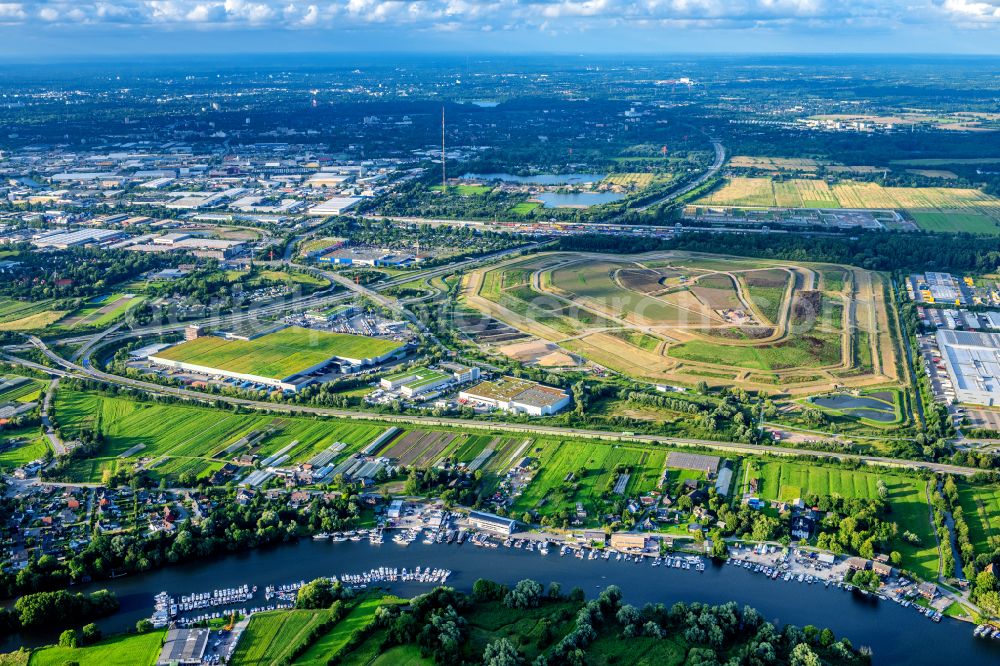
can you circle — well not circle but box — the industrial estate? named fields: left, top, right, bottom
left=0, top=54, right=1000, bottom=666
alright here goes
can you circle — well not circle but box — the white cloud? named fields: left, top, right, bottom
left=0, top=2, right=25, bottom=21
left=0, top=0, right=993, bottom=33
left=941, top=0, right=1000, bottom=20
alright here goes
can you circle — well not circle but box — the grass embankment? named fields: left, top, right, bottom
left=292, top=595, right=407, bottom=666
left=232, top=609, right=337, bottom=666
left=27, top=630, right=165, bottom=666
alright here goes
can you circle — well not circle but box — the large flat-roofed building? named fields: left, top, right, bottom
left=936, top=329, right=1000, bottom=405
left=307, top=196, right=361, bottom=216
left=318, top=247, right=417, bottom=268
left=127, top=235, right=245, bottom=259
left=306, top=173, right=352, bottom=188
left=32, top=228, right=123, bottom=249
left=157, top=628, right=209, bottom=665
left=148, top=325, right=405, bottom=392
left=459, top=376, right=570, bottom=416
left=666, top=452, right=721, bottom=476
left=439, top=362, right=481, bottom=384
left=610, top=532, right=649, bottom=553
left=468, top=510, right=517, bottom=536
left=380, top=367, right=453, bottom=398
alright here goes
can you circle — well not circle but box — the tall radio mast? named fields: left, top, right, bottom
left=441, top=106, right=446, bottom=192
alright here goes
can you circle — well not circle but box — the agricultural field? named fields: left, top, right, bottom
left=52, top=388, right=538, bottom=484
left=292, top=595, right=406, bottom=666
left=232, top=608, right=337, bottom=666
left=728, top=156, right=823, bottom=171
left=0, top=292, right=148, bottom=332
left=0, top=297, right=67, bottom=331
left=697, top=176, right=777, bottom=207
left=52, top=389, right=387, bottom=482
left=465, top=252, right=896, bottom=393
left=696, top=177, right=1000, bottom=234
left=152, top=326, right=403, bottom=380
left=58, top=293, right=145, bottom=329
left=432, top=183, right=491, bottom=195
left=510, top=437, right=667, bottom=524
left=602, top=172, right=657, bottom=189
left=0, top=376, right=45, bottom=403
left=0, top=426, right=50, bottom=471
left=746, top=460, right=887, bottom=502
left=743, top=460, right=938, bottom=580
left=509, top=201, right=540, bottom=215
left=957, top=483, right=1000, bottom=554
left=380, top=430, right=530, bottom=475
left=27, top=630, right=165, bottom=666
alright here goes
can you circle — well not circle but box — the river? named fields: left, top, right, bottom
left=4, top=539, right=999, bottom=664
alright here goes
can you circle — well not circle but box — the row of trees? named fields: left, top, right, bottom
left=559, top=231, right=1000, bottom=276
left=5, top=589, right=117, bottom=635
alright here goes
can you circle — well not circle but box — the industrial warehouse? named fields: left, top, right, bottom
left=459, top=376, right=570, bottom=416
left=146, top=325, right=406, bottom=392
left=934, top=329, right=1000, bottom=405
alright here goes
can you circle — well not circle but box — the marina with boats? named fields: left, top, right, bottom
left=150, top=563, right=451, bottom=628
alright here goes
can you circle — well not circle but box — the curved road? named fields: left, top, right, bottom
left=636, top=137, right=725, bottom=212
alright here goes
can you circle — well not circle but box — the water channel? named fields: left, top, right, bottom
left=5, top=539, right=1000, bottom=664
left=461, top=172, right=606, bottom=185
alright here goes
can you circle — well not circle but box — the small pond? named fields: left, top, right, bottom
left=811, top=393, right=896, bottom=423
left=537, top=191, right=625, bottom=208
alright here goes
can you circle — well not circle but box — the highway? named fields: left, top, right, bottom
left=7, top=336, right=986, bottom=479
left=635, top=137, right=726, bottom=212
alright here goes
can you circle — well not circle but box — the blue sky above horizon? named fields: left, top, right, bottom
left=1, top=1, right=999, bottom=57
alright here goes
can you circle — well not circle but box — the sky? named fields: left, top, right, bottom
left=0, top=0, right=999, bottom=57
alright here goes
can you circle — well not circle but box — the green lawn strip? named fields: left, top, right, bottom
left=668, top=330, right=842, bottom=371
left=232, top=609, right=336, bottom=666
left=28, top=630, right=166, bottom=666
left=957, top=483, right=1000, bottom=554
left=0, top=427, right=50, bottom=471
left=292, top=596, right=406, bottom=666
